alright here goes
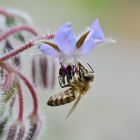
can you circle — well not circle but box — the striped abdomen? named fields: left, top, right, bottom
left=47, top=88, right=76, bottom=106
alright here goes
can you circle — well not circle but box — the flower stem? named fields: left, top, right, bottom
left=0, top=61, right=16, bottom=93
left=17, top=71, right=38, bottom=115
left=0, top=61, right=38, bottom=115
left=0, top=41, right=34, bottom=61
left=0, top=8, right=13, bottom=18
left=0, top=25, right=38, bottom=41
left=17, top=82, right=24, bottom=121
left=0, top=34, right=54, bottom=61
left=0, top=61, right=14, bottom=73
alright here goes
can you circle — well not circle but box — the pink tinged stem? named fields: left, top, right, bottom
left=17, top=82, right=24, bottom=122
left=3, top=73, right=14, bottom=91
left=0, top=41, right=34, bottom=61
left=0, top=8, right=13, bottom=18
left=0, top=61, right=14, bottom=73
left=0, top=34, right=55, bottom=61
left=0, top=61, right=38, bottom=115
left=17, top=71, right=38, bottom=115
left=0, top=25, right=38, bottom=41
left=0, top=62, right=15, bottom=91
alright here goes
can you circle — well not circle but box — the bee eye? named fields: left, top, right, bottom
left=67, top=65, right=72, bottom=71
left=59, top=68, right=65, bottom=76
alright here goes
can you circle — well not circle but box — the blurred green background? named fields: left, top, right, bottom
left=1, top=0, right=140, bottom=140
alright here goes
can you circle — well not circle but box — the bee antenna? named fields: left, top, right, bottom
left=60, top=62, right=63, bottom=67
left=87, top=63, right=94, bottom=73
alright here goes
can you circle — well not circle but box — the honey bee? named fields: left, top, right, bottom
left=47, top=62, right=94, bottom=117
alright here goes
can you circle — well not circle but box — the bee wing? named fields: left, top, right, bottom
left=66, top=93, right=82, bottom=118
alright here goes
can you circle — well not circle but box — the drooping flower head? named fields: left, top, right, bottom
left=39, top=19, right=115, bottom=65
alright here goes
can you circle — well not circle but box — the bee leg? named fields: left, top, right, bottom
left=78, top=63, right=82, bottom=77
left=59, top=77, right=71, bottom=88
left=66, top=93, right=81, bottom=118
left=59, top=78, right=64, bottom=87
left=73, top=76, right=78, bottom=84
left=78, top=62, right=88, bottom=77
left=59, top=83, right=71, bottom=88
left=59, top=77, right=67, bottom=88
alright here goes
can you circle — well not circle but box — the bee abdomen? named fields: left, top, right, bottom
left=47, top=88, right=76, bottom=106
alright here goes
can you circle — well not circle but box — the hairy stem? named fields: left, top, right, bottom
left=17, top=82, right=24, bottom=121
left=0, top=61, right=38, bottom=115
left=17, top=71, right=38, bottom=115
left=0, top=61, right=14, bottom=73
left=0, top=25, right=38, bottom=41
left=0, top=34, right=54, bottom=61
left=0, top=41, right=34, bottom=61
left=0, top=8, right=13, bottom=18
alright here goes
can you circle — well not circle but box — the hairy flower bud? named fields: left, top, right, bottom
left=31, top=55, right=56, bottom=89
left=26, top=114, right=42, bottom=140
left=6, top=120, right=25, bottom=140
left=0, top=81, right=17, bottom=121
left=0, top=96, right=15, bottom=138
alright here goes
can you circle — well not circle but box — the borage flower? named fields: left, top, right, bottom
left=39, top=19, right=115, bottom=65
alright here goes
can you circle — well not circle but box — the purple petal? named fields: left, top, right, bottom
left=78, top=19, right=105, bottom=55
left=91, top=19, right=105, bottom=42
left=54, top=23, right=76, bottom=55
left=39, top=44, right=59, bottom=57
left=78, top=31, right=96, bottom=55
